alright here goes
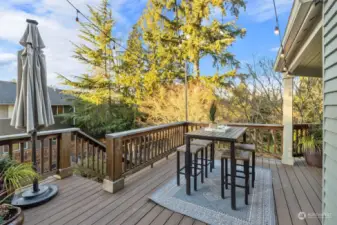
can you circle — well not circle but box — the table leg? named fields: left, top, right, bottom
left=230, top=141, right=236, bottom=210
left=185, top=136, right=191, bottom=195
left=211, top=141, right=215, bottom=169
left=243, top=132, right=247, bottom=143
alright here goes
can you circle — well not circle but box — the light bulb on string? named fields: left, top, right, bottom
left=280, top=50, right=285, bottom=58
left=274, top=26, right=280, bottom=35
left=76, top=10, right=79, bottom=22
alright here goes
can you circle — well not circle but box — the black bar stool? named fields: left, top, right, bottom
left=235, top=143, right=256, bottom=188
left=177, top=144, right=204, bottom=191
left=220, top=149, right=250, bottom=206
left=191, top=139, right=214, bottom=177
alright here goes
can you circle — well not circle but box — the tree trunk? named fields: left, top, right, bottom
left=194, top=59, right=200, bottom=77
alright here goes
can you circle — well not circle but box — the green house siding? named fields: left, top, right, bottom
left=324, top=1, right=337, bottom=225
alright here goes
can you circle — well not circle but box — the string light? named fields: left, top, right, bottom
left=65, top=0, right=148, bottom=62
left=75, top=10, right=79, bottom=22
left=273, top=0, right=288, bottom=72
left=274, top=26, right=279, bottom=35
left=280, top=50, right=285, bottom=58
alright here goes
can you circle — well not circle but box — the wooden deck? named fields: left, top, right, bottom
left=23, top=154, right=322, bottom=225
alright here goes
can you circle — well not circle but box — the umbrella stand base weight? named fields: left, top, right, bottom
left=11, top=184, right=58, bottom=208
left=21, top=184, right=49, bottom=198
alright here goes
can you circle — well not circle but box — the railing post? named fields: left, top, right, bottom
left=55, top=132, right=73, bottom=179
left=103, top=137, right=124, bottom=193
left=183, top=122, right=189, bottom=144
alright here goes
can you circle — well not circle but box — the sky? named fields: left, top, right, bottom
left=0, top=0, right=294, bottom=87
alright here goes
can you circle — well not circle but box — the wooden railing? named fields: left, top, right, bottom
left=0, top=122, right=320, bottom=193
left=0, top=128, right=106, bottom=178
left=293, top=123, right=322, bottom=157
left=105, top=122, right=185, bottom=181
left=188, top=122, right=284, bottom=156
left=73, top=130, right=106, bottom=175
left=188, top=122, right=321, bottom=157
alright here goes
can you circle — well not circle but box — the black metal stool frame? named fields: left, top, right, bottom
left=221, top=158, right=250, bottom=205
left=177, top=149, right=204, bottom=191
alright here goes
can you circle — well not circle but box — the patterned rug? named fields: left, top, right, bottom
left=149, top=160, right=275, bottom=225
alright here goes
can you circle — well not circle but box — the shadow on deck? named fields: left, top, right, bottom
left=22, top=154, right=322, bottom=225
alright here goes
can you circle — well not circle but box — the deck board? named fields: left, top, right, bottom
left=23, top=155, right=322, bottom=225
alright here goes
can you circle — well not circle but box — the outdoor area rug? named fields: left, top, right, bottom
left=149, top=160, right=275, bottom=225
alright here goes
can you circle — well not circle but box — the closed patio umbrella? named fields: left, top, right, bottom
left=11, top=19, right=58, bottom=207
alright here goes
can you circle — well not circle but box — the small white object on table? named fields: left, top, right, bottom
left=204, top=125, right=230, bottom=132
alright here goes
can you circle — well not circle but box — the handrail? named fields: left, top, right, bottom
left=0, top=128, right=80, bottom=142
left=107, top=122, right=186, bottom=138
left=76, top=130, right=106, bottom=149
left=187, top=121, right=283, bottom=129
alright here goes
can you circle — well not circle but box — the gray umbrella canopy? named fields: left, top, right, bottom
left=11, top=20, right=54, bottom=133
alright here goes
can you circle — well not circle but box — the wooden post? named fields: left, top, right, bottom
left=54, top=132, right=73, bottom=179
left=103, top=137, right=124, bottom=193
left=282, top=74, right=294, bottom=165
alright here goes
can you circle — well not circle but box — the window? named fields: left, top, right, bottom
left=57, top=106, right=64, bottom=114
left=0, top=105, right=9, bottom=119
left=12, top=142, right=29, bottom=151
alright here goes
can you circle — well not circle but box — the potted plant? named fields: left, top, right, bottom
left=0, top=157, right=38, bottom=224
left=300, top=125, right=322, bottom=168
left=209, top=101, right=217, bottom=129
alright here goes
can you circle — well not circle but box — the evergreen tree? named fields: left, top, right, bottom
left=58, top=0, right=137, bottom=137
left=116, top=25, right=147, bottom=104
left=140, top=0, right=246, bottom=77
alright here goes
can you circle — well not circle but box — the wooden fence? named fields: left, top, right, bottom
left=0, top=122, right=321, bottom=192
left=0, top=128, right=106, bottom=178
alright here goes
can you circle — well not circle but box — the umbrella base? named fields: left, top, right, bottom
left=11, top=184, right=58, bottom=208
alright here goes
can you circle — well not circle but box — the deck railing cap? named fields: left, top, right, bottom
left=0, top=128, right=80, bottom=142
left=106, top=121, right=187, bottom=138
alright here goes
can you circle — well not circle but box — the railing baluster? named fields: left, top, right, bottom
left=135, top=138, right=139, bottom=166
left=20, top=142, right=24, bottom=163
left=267, top=130, right=271, bottom=153
left=40, top=138, right=44, bottom=173
left=74, top=133, right=78, bottom=164
left=139, top=136, right=144, bottom=164
left=56, top=135, right=61, bottom=170
left=86, top=141, right=90, bottom=168
left=96, top=147, right=100, bottom=171
left=101, top=149, right=104, bottom=174
left=130, top=139, right=133, bottom=169
left=81, top=138, right=84, bottom=166
left=49, top=138, right=53, bottom=172
left=92, top=144, right=95, bottom=171
left=272, top=130, right=276, bottom=153
left=154, top=131, right=158, bottom=158
left=124, top=140, right=128, bottom=172
left=141, top=137, right=145, bottom=163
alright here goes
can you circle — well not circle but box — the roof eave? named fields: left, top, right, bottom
left=274, top=0, right=312, bottom=72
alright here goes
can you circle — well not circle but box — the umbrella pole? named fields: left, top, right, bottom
left=31, top=130, right=39, bottom=192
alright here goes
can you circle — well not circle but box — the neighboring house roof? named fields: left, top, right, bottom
left=0, top=80, right=73, bottom=105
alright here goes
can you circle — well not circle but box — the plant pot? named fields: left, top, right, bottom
left=304, top=151, right=322, bottom=168
left=1, top=204, right=24, bottom=225
left=209, top=123, right=217, bottom=129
